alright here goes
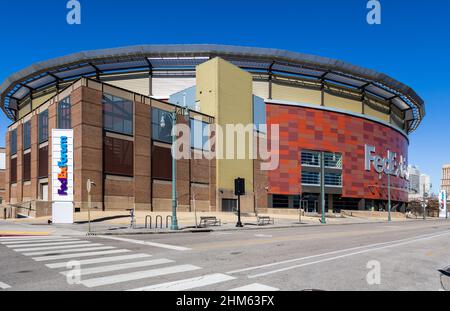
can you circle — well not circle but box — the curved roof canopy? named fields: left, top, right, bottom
left=0, top=44, right=425, bottom=132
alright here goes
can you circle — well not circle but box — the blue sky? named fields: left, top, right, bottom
left=0, top=0, right=449, bottom=191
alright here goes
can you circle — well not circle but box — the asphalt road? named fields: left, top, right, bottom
left=1, top=220, right=450, bottom=291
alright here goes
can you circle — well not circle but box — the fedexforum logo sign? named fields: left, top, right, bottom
left=365, top=145, right=409, bottom=180
left=57, top=136, right=69, bottom=196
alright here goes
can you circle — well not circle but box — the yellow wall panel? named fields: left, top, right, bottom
left=324, top=93, right=362, bottom=114
left=272, top=83, right=321, bottom=105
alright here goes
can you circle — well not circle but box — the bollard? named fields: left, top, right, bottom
left=3, top=208, right=6, bottom=220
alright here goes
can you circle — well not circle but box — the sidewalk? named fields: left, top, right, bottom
left=1, top=210, right=427, bottom=236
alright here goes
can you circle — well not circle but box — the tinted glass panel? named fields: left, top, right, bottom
left=104, top=136, right=134, bottom=176
left=190, top=118, right=209, bottom=151
left=39, top=110, right=49, bottom=143
left=152, top=108, right=173, bottom=144
left=10, top=129, right=17, bottom=155
left=324, top=152, right=342, bottom=169
left=325, top=172, right=342, bottom=186
left=58, top=97, right=71, bottom=129
left=301, top=171, right=320, bottom=185
left=103, top=94, right=133, bottom=135
left=23, top=121, right=31, bottom=150
left=301, top=151, right=320, bottom=166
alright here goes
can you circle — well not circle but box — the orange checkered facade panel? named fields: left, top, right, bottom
left=266, top=103, right=409, bottom=202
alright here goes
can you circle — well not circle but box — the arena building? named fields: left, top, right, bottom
left=0, top=45, right=425, bottom=216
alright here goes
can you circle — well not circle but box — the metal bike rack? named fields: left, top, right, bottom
left=166, top=215, right=173, bottom=228
left=145, top=215, right=152, bottom=229
left=155, top=215, right=163, bottom=229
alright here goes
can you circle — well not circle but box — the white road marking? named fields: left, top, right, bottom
left=1, top=238, right=79, bottom=245
left=248, top=231, right=450, bottom=278
left=46, top=253, right=153, bottom=269
left=254, top=234, right=273, bottom=238
left=228, top=230, right=450, bottom=274
left=33, top=249, right=131, bottom=261
left=7, top=241, right=89, bottom=248
left=0, top=236, right=70, bottom=242
left=97, top=235, right=191, bottom=251
left=129, top=273, right=236, bottom=291
left=0, top=282, right=11, bottom=289
left=23, top=246, right=115, bottom=256
left=60, top=258, right=174, bottom=277
left=14, top=243, right=102, bottom=252
left=228, top=283, right=280, bottom=291
left=81, top=264, right=201, bottom=288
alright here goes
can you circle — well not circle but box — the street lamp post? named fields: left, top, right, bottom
left=162, top=100, right=190, bottom=231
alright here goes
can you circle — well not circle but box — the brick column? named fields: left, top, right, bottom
left=5, top=131, right=10, bottom=204
left=30, top=115, right=38, bottom=200
left=47, top=102, right=57, bottom=202
left=16, top=124, right=23, bottom=203
left=73, top=86, right=103, bottom=210
left=134, top=101, right=151, bottom=210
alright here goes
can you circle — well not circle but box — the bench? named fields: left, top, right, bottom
left=257, top=215, right=274, bottom=226
left=199, top=216, right=222, bottom=227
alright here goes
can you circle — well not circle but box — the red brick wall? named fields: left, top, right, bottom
left=267, top=104, right=409, bottom=202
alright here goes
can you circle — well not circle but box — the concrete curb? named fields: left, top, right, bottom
left=77, top=218, right=438, bottom=236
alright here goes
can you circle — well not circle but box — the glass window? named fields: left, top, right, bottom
left=301, top=171, right=320, bottom=185
left=151, top=145, right=172, bottom=180
left=301, top=151, right=320, bottom=167
left=152, top=108, right=173, bottom=144
left=38, top=110, right=49, bottom=144
left=103, top=94, right=133, bottom=135
left=10, top=158, right=17, bottom=184
left=324, top=152, right=342, bottom=169
left=58, top=97, right=71, bottom=129
left=38, top=146, right=48, bottom=178
left=10, top=129, right=17, bottom=155
left=190, top=118, right=209, bottom=151
left=325, top=173, right=342, bottom=187
left=23, top=152, right=31, bottom=182
left=23, top=121, right=31, bottom=150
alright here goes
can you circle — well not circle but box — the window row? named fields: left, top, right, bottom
left=301, top=150, right=342, bottom=169
left=301, top=171, right=343, bottom=187
left=9, top=146, right=48, bottom=184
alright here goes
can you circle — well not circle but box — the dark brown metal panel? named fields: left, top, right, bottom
left=22, top=152, right=31, bottom=182
left=10, top=158, right=17, bottom=184
left=38, top=146, right=48, bottom=178
left=104, top=136, right=134, bottom=176
left=151, top=144, right=172, bottom=180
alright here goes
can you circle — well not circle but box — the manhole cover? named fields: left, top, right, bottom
left=439, top=266, right=450, bottom=291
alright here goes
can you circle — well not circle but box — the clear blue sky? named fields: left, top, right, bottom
left=0, top=0, right=449, bottom=192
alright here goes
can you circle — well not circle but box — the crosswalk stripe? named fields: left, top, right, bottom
left=32, top=249, right=131, bottom=262
left=228, top=283, right=280, bottom=291
left=14, top=243, right=102, bottom=252
left=0, top=236, right=68, bottom=241
left=23, top=246, right=115, bottom=256
left=129, top=273, right=236, bottom=291
left=1, top=238, right=79, bottom=245
left=81, top=264, right=202, bottom=288
left=60, top=258, right=174, bottom=277
left=45, top=253, right=152, bottom=269
left=97, top=236, right=191, bottom=251
left=0, top=282, right=11, bottom=289
left=8, top=241, right=90, bottom=248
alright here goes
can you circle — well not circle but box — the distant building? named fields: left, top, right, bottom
left=442, top=165, right=450, bottom=195
left=408, top=166, right=432, bottom=201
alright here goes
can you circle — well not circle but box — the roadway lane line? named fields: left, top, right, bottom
left=81, top=264, right=201, bottom=288
left=14, top=243, right=102, bottom=252
left=227, top=230, right=450, bottom=274
left=8, top=241, right=90, bottom=248
left=0, top=282, right=11, bottom=289
left=1, top=238, right=79, bottom=245
left=60, top=258, right=174, bottom=277
left=46, top=253, right=153, bottom=269
left=0, top=236, right=67, bottom=241
left=33, top=249, right=131, bottom=261
left=23, top=246, right=115, bottom=256
left=129, top=273, right=236, bottom=291
left=97, top=235, right=191, bottom=251
left=229, top=283, right=280, bottom=291
left=248, top=230, right=450, bottom=279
